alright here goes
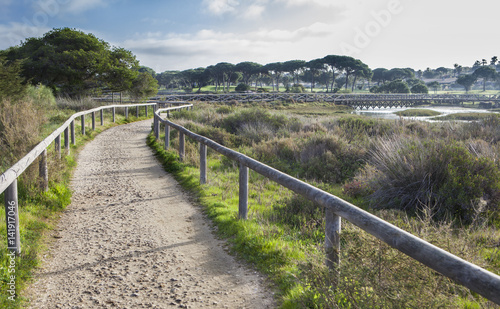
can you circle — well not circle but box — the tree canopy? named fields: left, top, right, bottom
left=3, top=28, right=147, bottom=97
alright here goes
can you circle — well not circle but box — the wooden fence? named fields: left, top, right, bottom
left=153, top=105, right=500, bottom=305
left=0, top=103, right=157, bottom=255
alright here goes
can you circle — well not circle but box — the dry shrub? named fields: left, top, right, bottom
left=0, top=99, right=45, bottom=168
left=359, top=136, right=500, bottom=224
left=0, top=98, right=46, bottom=191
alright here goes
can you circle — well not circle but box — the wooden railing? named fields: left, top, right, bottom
left=158, top=93, right=500, bottom=108
left=0, top=103, right=158, bottom=255
left=153, top=105, right=500, bottom=305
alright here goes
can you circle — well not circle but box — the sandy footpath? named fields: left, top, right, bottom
left=26, top=120, right=275, bottom=308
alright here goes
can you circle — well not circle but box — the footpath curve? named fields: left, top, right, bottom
left=26, top=119, right=275, bottom=308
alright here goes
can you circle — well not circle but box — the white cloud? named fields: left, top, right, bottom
left=242, top=4, right=266, bottom=19
left=275, top=0, right=337, bottom=8
left=121, top=21, right=342, bottom=72
left=0, top=22, right=49, bottom=49
left=203, top=0, right=239, bottom=15
left=60, top=0, right=108, bottom=14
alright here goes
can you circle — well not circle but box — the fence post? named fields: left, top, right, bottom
left=125, top=107, right=129, bottom=119
left=136, top=106, right=139, bottom=117
left=154, top=116, right=160, bottom=140
left=81, top=114, right=85, bottom=135
left=100, top=109, right=104, bottom=126
left=64, top=126, right=70, bottom=154
left=71, top=120, right=75, bottom=145
left=325, top=208, right=341, bottom=272
left=164, top=125, right=170, bottom=150
left=239, top=163, right=248, bottom=219
left=112, top=107, right=116, bottom=123
left=55, top=134, right=61, bottom=159
left=92, top=111, right=96, bottom=130
left=179, top=132, right=185, bottom=161
left=4, top=179, right=20, bottom=255
left=200, top=143, right=207, bottom=184
left=39, top=149, right=48, bottom=192
left=145, top=105, right=148, bottom=117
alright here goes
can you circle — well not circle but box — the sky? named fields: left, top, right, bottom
left=0, top=0, right=499, bottom=73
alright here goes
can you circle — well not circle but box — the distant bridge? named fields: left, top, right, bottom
left=157, top=93, right=500, bottom=109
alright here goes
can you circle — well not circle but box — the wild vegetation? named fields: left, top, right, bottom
left=148, top=101, right=500, bottom=308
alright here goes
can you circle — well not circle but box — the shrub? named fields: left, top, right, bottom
left=364, top=137, right=500, bottom=223
left=235, top=83, right=251, bottom=92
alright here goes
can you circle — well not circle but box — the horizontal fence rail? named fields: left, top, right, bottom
left=154, top=105, right=500, bottom=305
left=159, top=93, right=500, bottom=109
left=1, top=102, right=158, bottom=255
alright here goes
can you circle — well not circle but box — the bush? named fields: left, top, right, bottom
left=235, top=83, right=251, bottom=92
left=363, top=137, right=500, bottom=223
left=411, top=83, right=429, bottom=94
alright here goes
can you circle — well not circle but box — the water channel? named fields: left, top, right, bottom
left=352, top=106, right=499, bottom=122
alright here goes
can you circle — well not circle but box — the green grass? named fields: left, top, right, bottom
left=394, top=109, right=442, bottom=117
left=150, top=104, right=500, bottom=308
left=0, top=105, right=153, bottom=308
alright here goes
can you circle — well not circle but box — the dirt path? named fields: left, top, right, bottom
left=26, top=120, right=276, bottom=309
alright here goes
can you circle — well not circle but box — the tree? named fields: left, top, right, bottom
left=411, top=84, right=428, bottom=94
left=370, top=80, right=410, bottom=93
left=426, top=81, right=441, bottom=94
left=235, top=62, right=262, bottom=87
left=349, top=60, right=372, bottom=91
left=282, top=60, right=306, bottom=85
left=435, top=67, right=449, bottom=79
left=129, top=72, right=158, bottom=100
left=138, top=66, right=156, bottom=77
left=0, top=57, right=27, bottom=101
left=456, top=74, right=477, bottom=93
left=101, top=47, right=139, bottom=93
left=473, top=65, right=497, bottom=91
left=4, top=28, right=139, bottom=97
left=305, top=58, right=325, bottom=92
left=322, top=55, right=344, bottom=92
left=372, top=68, right=389, bottom=85
left=263, top=62, right=284, bottom=92
left=491, top=56, right=498, bottom=66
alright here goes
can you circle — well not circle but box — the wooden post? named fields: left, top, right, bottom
left=64, top=126, right=70, bottom=154
left=55, top=134, right=61, bottom=159
left=239, top=163, right=249, bottom=219
left=136, top=106, right=139, bottom=117
left=112, top=107, right=116, bottom=123
left=154, top=116, right=160, bottom=140
left=92, top=112, right=96, bottom=130
left=81, top=114, right=85, bottom=135
left=325, top=208, right=341, bottom=271
left=100, top=109, right=104, bottom=126
left=145, top=106, right=148, bottom=117
left=39, top=149, right=48, bottom=192
left=4, top=179, right=20, bottom=255
left=125, top=107, right=129, bottom=119
left=200, top=143, right=207, bottom=184
left=179, top=132, right=185, bottom=161
left=71, top=120, right=75, bottom=145
left=165, top=125, right=170, bottom=150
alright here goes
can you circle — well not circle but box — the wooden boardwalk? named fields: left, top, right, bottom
left=155, top=93, right=500, bottom=109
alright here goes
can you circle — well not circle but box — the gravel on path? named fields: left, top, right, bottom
left=26, top=120, right=276, bottom=309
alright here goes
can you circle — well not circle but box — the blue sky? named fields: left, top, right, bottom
left=1, top=0, right=499, bottom=73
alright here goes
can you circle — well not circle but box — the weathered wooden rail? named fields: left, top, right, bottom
left=0, top=103, right=158, bottom=255
left=153, top=105, right=500, bottom=305
left=158, top=93, right=500, bottom=109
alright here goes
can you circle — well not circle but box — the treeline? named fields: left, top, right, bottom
left=0, top=28, right=158, bottom=99
left=155, top=56, right=500, bottom=94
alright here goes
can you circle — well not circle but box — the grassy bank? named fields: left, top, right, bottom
left=0, top=98, right=154, bottom=308
left=148, top=101, right=500, bottom=308
left=394, top=108, right=442, bottom=117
